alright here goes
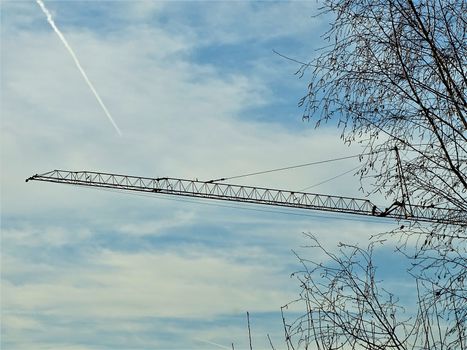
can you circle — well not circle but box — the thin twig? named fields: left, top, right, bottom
left=267, top=334, right=276, bottom=350
left=247, top=312, right=253, bottom=350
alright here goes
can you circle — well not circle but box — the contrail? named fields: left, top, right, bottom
left=35, top=0, right=122, bottom=136
left=194, top=338, right=232, bottom=350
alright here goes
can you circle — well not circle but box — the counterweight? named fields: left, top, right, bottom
left=26, top=170, right=466, bottom=226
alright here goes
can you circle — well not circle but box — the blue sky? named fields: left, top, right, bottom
left=1, top=1, right=411, bottom=349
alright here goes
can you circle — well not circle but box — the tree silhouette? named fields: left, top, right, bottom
left=282, top=1, right=466, bottom=349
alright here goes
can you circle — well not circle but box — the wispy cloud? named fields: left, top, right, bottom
left=1, top=2, right=396, bottom=349
left=35, top=0, right=122, bottom=135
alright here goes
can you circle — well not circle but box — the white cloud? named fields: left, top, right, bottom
left=1, top=17, right=369, bottom=215
left=162, top=1, right=323, bottom=46
left=1, top=2, right=398, bottom=349
left=3, top=246, right=296, bottom=318
left=116, top=211, right=196, bottom=236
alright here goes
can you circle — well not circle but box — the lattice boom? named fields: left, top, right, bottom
left=26, top=170, right=466, bottom=226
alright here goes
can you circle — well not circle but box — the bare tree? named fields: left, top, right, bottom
left=281, top=1, right=466, bottom=349
left=300, top=0, right=466, bottom=213
left=282, top=234, right=464, bottom=350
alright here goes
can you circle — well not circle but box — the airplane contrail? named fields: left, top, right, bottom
left=35, top=0, right=122, bottom=136
left=194, top=338, right=232, bottom=350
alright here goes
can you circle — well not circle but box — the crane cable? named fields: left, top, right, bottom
left=207, top=152, right=374, bottom=183
left=298, top=164, right=363, bottom=192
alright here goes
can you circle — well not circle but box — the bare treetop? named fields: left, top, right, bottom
left=300, top=0, right=466, bottom=215
left=283, top=1, right=466, bottom=349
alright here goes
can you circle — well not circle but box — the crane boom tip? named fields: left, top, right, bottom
left=25, top=174, right=38, bottom=182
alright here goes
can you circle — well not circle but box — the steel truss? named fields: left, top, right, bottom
left=26, top=170, right=466, bottom=226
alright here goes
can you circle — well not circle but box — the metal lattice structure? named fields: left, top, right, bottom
left=26, top=170, right=466, bottom=226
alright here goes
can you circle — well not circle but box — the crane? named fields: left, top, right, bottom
left=26, top=169, right=466, bottom=226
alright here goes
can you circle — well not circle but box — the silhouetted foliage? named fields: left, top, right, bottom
left=283, top=234, right=464, bottom=350
left=282, top=1, right=466, bottom=349
left=300, top=0, right=466, bottom=213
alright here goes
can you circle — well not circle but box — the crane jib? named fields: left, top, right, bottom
left=26, top=170, right=466, bottom=226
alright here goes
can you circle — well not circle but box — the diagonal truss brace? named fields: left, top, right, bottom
left=26, top=170, right=466, bottom=226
